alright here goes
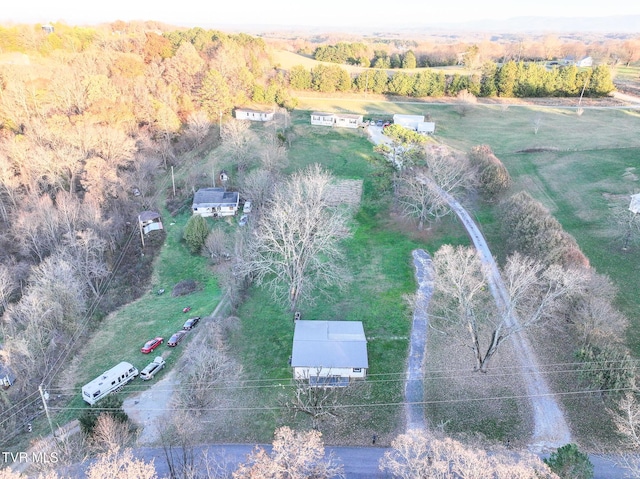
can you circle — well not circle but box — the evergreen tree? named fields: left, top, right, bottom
left=184, top=214, right=210, bottom=254
left=289, top=65, right=312, bottom=90
left=402, top=51, right=417, bottom=69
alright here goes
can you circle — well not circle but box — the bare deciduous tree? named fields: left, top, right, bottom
left=430, top=245, right=586, bottom=372
left=282, top=372, right=341, bottom=430
left=0, top=263, right=16, bottom=313
left=203, top=228, right=232, bottom=264
left=89, top=413, right=136, bottom=455
left=395, top=145, right=476, bottom=229
left=220, top=119, right=258, bottom=172
left=239, top=164, right=351, bottom=311
left=184, top=110, right=212, bottom=147
left=610, top=393, right=640, bottom=478
left=454, top=89, right=478, bottom=117
left=176, top=325, right=240, bottom=412
left=85, top=448, right=158, bottom=479
left=568, top=271, right=627, bottom=346
left=239, top=168, right=276, bottom=213
left=233, top=426, right=344, bottom=479
left=257, top=131, right=288, bottom=173
left=158, top=412, right=200, bottom=479
left=380, top=429, right=558, bottom=479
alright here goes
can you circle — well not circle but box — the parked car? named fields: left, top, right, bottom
left=141, top=337, right=163, bottom=354
left=376, top=120, right=383, bottom=127
left=243, top=200, right=252, bottom=213
left=167, top=330, right=187, bottom=347
left=183, top=316, right=201, bottom=330
left=139, top=356, right=166, bottom=380
left=238, top=214, right=248, bottom=226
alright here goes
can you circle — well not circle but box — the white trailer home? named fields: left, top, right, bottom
left=234, top=108, right=274, bottom=122
left=81, top=362, right=139, bottom=405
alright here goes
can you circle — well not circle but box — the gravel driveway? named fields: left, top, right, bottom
left=368, top=127, right=572, bottom=451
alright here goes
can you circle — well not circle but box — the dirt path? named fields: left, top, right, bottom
left=437, top=186, right=572, bottom=452
left=404, top=250, right=434, bottom=430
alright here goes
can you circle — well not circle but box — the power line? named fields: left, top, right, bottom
left=41, top=357, right=640, bottom=395
left=45, top=385, right=637, bottom=414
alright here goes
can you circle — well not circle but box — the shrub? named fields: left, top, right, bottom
left=544, top=443, right=594, bottom=479
left=78, top=394, right=128, bottom=436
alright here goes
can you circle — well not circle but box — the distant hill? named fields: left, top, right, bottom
left=447, top=15, right=640, bottom=34
left=216, top=15, right=640, bottom=37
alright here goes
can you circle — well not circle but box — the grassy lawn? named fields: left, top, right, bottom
left=53, top=208, right=224, bottom=425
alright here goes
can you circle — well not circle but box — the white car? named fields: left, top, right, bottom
left=243, top=201, right=252, bottom=213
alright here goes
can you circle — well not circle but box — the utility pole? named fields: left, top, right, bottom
left=171, top=165, right=176, bottom=197
left=39, top=384, right=55, bottom=438
left=138, top=214, right=145, bottom=249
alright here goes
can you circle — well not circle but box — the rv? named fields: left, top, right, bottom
left=81, top=362, right=138, bottom=405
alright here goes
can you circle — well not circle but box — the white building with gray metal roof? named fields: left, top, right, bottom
left=291, top=320, right=368, bottom=386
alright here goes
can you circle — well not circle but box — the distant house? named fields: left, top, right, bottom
left=393, top=114, right=425, bottom=131
left=576, top=56, right=593, bottom=67
left=235, top=108, right=274, bottom=122
left=310, top=112, right=363, bottom=129
left=41, top=24, right=54, bottom=34
left=334, top=113, right=363, bottom=129
left=417, top=121, right=436, bottom=135
left=311, top=112, right=337, bottom=127
left=192, top=188, right=239, bottom=218
left=291, top=320, right=368, bottom=386
left=561, top=56, right=593, bottom=67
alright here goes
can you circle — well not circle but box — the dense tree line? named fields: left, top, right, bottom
left=287, top=61, right=615, bottom=97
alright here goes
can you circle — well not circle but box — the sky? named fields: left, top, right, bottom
left=3, top=0, right=640, bottom=29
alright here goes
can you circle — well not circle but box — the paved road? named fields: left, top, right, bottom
left=51, top=445, right=629, bottom=479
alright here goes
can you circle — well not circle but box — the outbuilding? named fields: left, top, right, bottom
left=393, top=114, right=425, bottom=131
left=291, top=320, right=368, bottom=386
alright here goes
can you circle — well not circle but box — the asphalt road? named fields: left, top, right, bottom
left=55, top=445, right=629, bottom=478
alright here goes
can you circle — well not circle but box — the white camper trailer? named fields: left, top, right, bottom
left=81, top=362, right=139, bottom=405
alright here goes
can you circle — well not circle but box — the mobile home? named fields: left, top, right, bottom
left=81, top=362, right=139, bottom=405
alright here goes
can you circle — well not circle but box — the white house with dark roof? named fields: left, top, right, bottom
left=192, top=188, right=239, bottom=218
left=291, top=320, right=368, bottom=386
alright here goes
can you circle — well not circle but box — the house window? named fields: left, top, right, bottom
left=352, top=368, right=362, bottom=373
